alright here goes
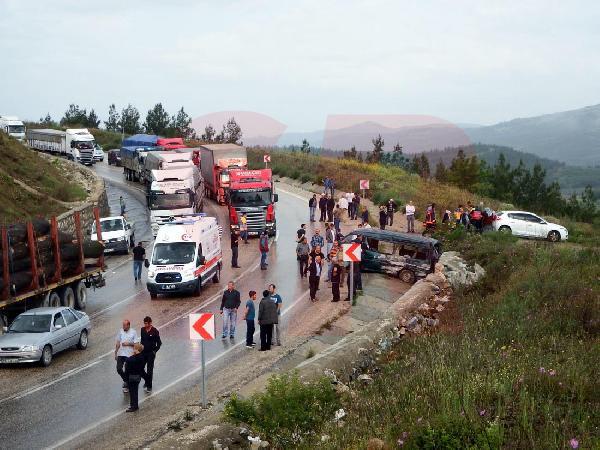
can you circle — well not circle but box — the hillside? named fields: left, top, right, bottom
left=0, top=132, right=87, bottom=224
left=465, top=104, right=600, bottom=166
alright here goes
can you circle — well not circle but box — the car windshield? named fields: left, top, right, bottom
left=9, top=314, right=52, bottom=333
left=100, top=219, right=123, bottom=233
left=8, top=125, right=25, bottom=134
left=150, top=192, right=192, bottom=210
left=152, top=242, right=196, bottom=265
left=229, top=189, right=271, bottom=207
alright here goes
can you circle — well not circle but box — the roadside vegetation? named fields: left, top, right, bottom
left=0, top=132, right=87, bottom=223
left=224, top=232, right=600, bottom=449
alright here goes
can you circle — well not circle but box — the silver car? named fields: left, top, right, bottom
left=0, top=307, right=91, bottom=367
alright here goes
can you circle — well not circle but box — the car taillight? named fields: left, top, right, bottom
left=229, top=207, right=238, bottom=224
left=266, top=204, right=274, bottom=222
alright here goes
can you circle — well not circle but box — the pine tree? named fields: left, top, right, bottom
left=104, top=104, right=120, bottom=132
left=369, top=134, right=384, bottom=163
left=222, top=117, right=242, bottom=144
left=169, top=107, right=194, bottom=138
left=144, top=103, right=170, bottom=135
left=87, top=109, right=100, bottom=128
left=420, top=154, right=431, bottom=178
left=300, top=139, right=311, bottom=154
left=434, top=160, right=448, bottom=182
left=60, top=104, right=88, bottom=126
left=119, top=104, right=142, bottom=135
left=201, top=124, right=216, bottom=143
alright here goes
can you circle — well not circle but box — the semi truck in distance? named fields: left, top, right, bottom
left=0, top=116, right=26, bottom=141
left=199, top=144, right=247, bottom=205
left=228, top=169, right=278, bottom=236
left=121, top=134, right=188, bottom=182
left=146, top=214, right=222, bottom=298
left=26, top=128, right=95, bottom=165
left=148, top=167, right=204, bottom=236
left=142, top=148, right=198, bottom=185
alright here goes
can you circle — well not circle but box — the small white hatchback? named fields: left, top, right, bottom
left=493, top=211, right=568, bottom=242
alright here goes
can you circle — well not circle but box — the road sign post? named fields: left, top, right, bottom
left=359, top=179, right=369, bottom=201
left=342, top=243, right=362, bottom=305
left=263, top=154, right=271, bottom=168
left=189, top=313, right=215, bottom=408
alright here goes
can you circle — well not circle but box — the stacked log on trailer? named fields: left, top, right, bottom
left=0, top=210, right=104, bottom=300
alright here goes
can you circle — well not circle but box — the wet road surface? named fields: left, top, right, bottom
left=0, top=161, right=341, bottom=449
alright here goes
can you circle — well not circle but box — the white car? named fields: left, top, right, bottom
left=91, top=216, right=134, bottom=254
left=493, top=211, right=568, bottom=242
left=93, top=144, right=104, bottom=162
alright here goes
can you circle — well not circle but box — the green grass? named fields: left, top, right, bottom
left=225, top=233, right=600, bottom=449
left=0, top=132, right=87, bottom=223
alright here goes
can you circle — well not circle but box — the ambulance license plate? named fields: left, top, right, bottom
left=161, top=284, right=177, bottom=290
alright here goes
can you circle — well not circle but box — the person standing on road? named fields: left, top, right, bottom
left=405, top=201, right=416, bottom=233
left=140, top=316, right=161, bottom=393
left=259, top=231, right=269, bottom=270
left=331, top=262, right=341, bottom=302
left=379, top=206, right=387, bottom=230
left=231, top=230, right=241, bottom=268
left=333, top=205, right=343, bottom=234
left=326, top=195, right=335, bottom=222
left=318, top=194, right=327, bottom=222
left=296, top=236, right=310, bottom=277
left=325, top=223, right=334, bottom=257
left=296, top=224, right=306, bottom=242
left=115, top=319, right=139, bottom=393
left=352, top=194, right=360, bottom=220
left=269, top=284, right=283, bottom=346
left=243, top=290, right=257, bottom=348
left=220, top=281, right=241, bottom=339
left=387, top=198, right=397, bottom=226
left=120, top=195, right=126, bottom=216
left=124, top=343, right=145, bottom=412
left=338, top=195, right=348, bottom=217
left=258, top=289, right=278, bottom=351
left=309, top=194, right=317, bottom=222
left=132, top=242, right=145, bottom=282
left=308, top=255, right=323, bottom=302
left=361, top=207, right=369, bottom=225
left=326, top=241, right=340, bottom=282
left=310, top=228, right=324, bottom=250
left=240, top=213, right=249, bottom=244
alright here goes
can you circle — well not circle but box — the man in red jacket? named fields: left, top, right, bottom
left=259, top=230, right=269, bottom=270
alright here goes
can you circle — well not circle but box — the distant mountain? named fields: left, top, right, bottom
left=464, top=104, right=600, bottom=167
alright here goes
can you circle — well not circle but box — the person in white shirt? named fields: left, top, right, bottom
left=405, top=201, right=416, bottom=233
left=338, top=195, right=348, bottom=212
left=115, top=319, right=139, bottom=393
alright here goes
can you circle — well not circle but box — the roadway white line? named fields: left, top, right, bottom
left=0, top=262, right=261, bottom=406
left=88, top=289, right=146, bottom=319
left=48, top=287, right=310, bottom=450
left=277, top=187, right=309, bottom=202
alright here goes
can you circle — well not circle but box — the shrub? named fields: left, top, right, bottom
left=408, top=417, right=502, bottom=450
left=300, top=173, right=312, bottom=184
left=224, top=373, right=340, bottom=447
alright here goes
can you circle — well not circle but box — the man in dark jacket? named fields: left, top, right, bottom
left=231, top=230, right=240, bottom=268
left=125, top=343, right=146, bottom=412
left=308, top=194, right=317, bottom=222
left=326, top=195, right=335, bottom=222
left=220, top=281, right=241, bottom=339
left=318, top=195, right=327, bottom=222
left=379, top=206, right=387, bottom=230
left=307, top=255, right=323, bottom=302
left=352, top=194, right=361, bottom=220
left=140, top=316, right=161, bottom=393
left=258, top=289, right=278, bottom=350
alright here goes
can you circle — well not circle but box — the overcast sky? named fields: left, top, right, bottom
left=1, top=0, right=599, bottom=131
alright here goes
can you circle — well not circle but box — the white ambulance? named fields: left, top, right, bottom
left=146, top=214, right=222, bottom=299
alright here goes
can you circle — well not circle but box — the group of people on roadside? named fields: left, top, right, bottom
left=115, top=317, right=162, bottom=412
left=230, top=221, right=271, bottom=271
left=219, top=281, right=283, bottom=352
left=422, top=201, right=497, bottom=234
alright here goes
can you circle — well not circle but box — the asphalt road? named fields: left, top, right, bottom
left=0, top=161, right=331, bottom=449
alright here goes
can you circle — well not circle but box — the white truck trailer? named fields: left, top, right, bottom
left=148, top=167, right=204, bottom=236
left=142, top=149, right=197, bottom=185
left=26, top=128, right=95, bottom=165
left=0, top=116, right=26, bottom=141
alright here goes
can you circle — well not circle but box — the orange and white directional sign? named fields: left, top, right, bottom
left=359, top=179, right=369, bottom=190
left=189, top=313, right=215, bottom=340
left=343, top=242, right=362, bottom=262
left=263, top=154, right=271, bottom=163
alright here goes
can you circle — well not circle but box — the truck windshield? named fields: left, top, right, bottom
left=100, top=219, right=124, bottom=233
left=8, top=125, right=25, bottom=134
left=230, top=189, right=271, bottom=207
left=150, top=192, right=192, bottom=210
left=74, top=141, right=94, bottom=150
left=152, top=242, right=196, bottom=265
left=9, top=314, right=52, bottom=333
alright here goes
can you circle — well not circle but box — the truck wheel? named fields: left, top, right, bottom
left=47, top=291, right=61, bottom=307
left=60, top=286, right=76, bottom=308
left=74, top=280, right=87, bottom=310
left=212, top=269, right=220, bottom=284
left=399, top=269, right=416, bottom=284
left=40, top=345, right=53, bottom=367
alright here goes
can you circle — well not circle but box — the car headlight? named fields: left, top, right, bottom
left=21, top=345, right=39, bottom=352
left=183, top=269, right=194, bottom=278
left=148, top=269, right=155, bottom=278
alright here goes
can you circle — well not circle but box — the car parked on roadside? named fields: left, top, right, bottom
left=91, top=216, right=135, bottom=254
left=0, top=307, right=91, bottom=367
left=107, top=149, right=121, bottom=166
left=493, top=211, right=568, bottom=242
left=342, top=229, right=442, bottom=284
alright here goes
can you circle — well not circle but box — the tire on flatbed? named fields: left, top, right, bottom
left=74, top=280, right=87, bottom=310
left=60, top=286, right=75, bottom=308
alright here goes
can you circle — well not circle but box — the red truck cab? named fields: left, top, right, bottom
left=228, top=169, right=278, bottom=236
left=156, top=137, right=187, bottom=150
